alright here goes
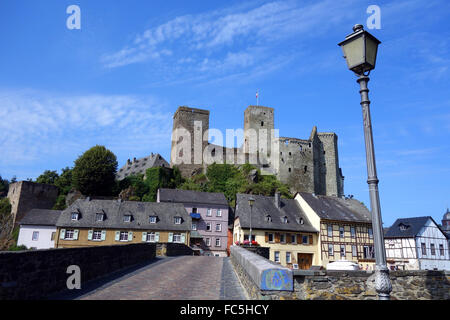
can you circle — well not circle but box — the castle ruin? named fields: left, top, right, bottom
left=170, top=105, right=344, bottom=197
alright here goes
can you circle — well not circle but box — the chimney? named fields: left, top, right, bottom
left=274, top=191, right=281, bottom=209
left=127, top=159, right=131, bottom=165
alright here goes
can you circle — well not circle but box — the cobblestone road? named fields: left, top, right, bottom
left=77, top=256, right=247, bottom=300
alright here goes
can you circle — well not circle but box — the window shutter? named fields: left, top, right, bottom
left=309, top=235, right=313, bottom=245
left=275, top=233, right=280, bottom=243
left=265, top=232, right=269, bottom=243
left=88, top=230, right=93, bottom=241
left=115, top=231, right=120, bottom=241
left=142, top=232, right=147, bottom=242
left=128, top=231, right=133, bottom=242
left=297, top=234, right=302, bottom=244
left=73, top=229, right=79, bottom=240
left=60, top=229, right=66, bottom=239
left=181, top=233, right=186, bottom=244
left=155, top=232, right=160, bottom=242
left=286, top=233, right=291, bottom=242
left=168, top=232, right=173, bottom=243
left=101, top=230, right=106, bottom=241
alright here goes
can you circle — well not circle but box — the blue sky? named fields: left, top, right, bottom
left=0, top=0, right=449, bottom=227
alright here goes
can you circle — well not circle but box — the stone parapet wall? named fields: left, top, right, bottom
left=231, top=247, right=450, bottom=300
left=156, top=242, right=194, bottom=256
left=0, top=243, right=156, bottom=300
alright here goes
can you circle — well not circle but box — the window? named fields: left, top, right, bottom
left=328, top=244, right=334, bottom=256
left=288, top=168, right=291, bottom=172
left=268, top=233, right=274, bottom=242
left=340, top=245, right=346, bottom=257
left=92, top=230, right=102, bottom=241
left=291, top=234, right=296, bottom=243
left=261, top=121, right=264, bottom=126
left=123, top=215, right=132, bottom=222
left=192, top=208, right=198, bottom=213
left=207, top=209, right=212, bottom=216
left=206, top=222, right=212, bottom=231
left=280, top=234, right=285, bottom=243
left=206, top=238, right=211, bottom=246
left=173, top=233, right=182, bottom=243
left=65, top=229, right=75, bottom=240
left=286, top=252, right=292, bottom=264
left=51, top=232, right=55, bottom=241
left=96, top=213, right=104, bottom=221
left=368, top=228, right=373, bottom=239
left=421, top=243, right=426, bottom=256
left=217, top=209, right=222, bottom=217
left=149, top=216, right=157, bottom=224
left=266, top=215, right=272, bottom=222
left=299, top=218, right=304, bottom=225
left=174, top=217, right=182, bottom=224
left=327, top=225, right=333, bottom=237
left=283, top=216, right=288, bottom=224
left=430, top=243, right=436, bottom=255
left=350, top=226, right=356, bottom=238
left=363, top=246, right=374, bottom=259
left=439, top=244, right=444, bottom=256
left=339, top=226, right=344, bottom=238
left=215, top=223, right=222, bottom=232
left=119, top=231, right=129, bottom=241
left=32, top=231, right=39, bottom=241
left=274, top=251, right=280, bottom=263
left=244, top=234, right=255, bottom=241
left=302, top=235, right=308, bottom=244
left=215, top=238, right=221, bottom=247
left=192, top=222, right=197, bottom=231
left=71, top=212, right=79, bottom=221
left=352, top=245, right=357, bottom=257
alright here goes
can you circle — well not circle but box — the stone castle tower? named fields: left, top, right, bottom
left=170, top=105, right=344, bottom=197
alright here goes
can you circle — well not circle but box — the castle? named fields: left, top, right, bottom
left=170, top=105, right=344, bottom=197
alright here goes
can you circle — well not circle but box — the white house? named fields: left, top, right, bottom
left=384, top=216, right=450, bottom=271
left=17, top=209, right=62, bottom=249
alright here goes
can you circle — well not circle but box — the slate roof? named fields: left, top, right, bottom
left=19, top=209, right=62, bottom=226
left=384, top=216, right=441, bottom=238
left=234, top=193, right=318, bottom=233
left=298, top=192, right=371, bottom=223
left=116, top=153, right=169, bottom=180
left=56, top=199, right=191, bottom=231
left=158, top=188, right=228, bottom=206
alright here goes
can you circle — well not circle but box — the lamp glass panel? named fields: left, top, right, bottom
left=341, top=35, right=364, bottom=69
left=365, top=36, right=379, bottom=68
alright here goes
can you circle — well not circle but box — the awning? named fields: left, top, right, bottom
left=190, top=213, right=201, bottom=219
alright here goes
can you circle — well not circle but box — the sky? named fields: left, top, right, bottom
left=0, top=0, right=449, bottom=227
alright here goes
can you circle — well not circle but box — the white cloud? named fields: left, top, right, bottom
left=0, top=89, right=172, bottom=178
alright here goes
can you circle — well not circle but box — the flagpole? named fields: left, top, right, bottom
left=256, top=89, right=259, bottom=106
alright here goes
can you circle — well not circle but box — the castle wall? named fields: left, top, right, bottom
left=7, top=181, right=59, bottom=225
left=317, top=133, right=344, bottom=197
left=243, top=106, right=274, bottom=159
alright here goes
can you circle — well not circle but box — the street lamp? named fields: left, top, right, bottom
left=248, top=196, right=255, bottom=247
left=338, top=24, right=392, bottom=300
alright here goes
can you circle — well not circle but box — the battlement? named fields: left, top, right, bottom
left=173, top=106, right=210, bottom=119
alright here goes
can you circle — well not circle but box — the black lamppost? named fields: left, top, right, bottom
left=248, top=196, right=255, bottom=247
left=338, top=24, right=392, bottom=300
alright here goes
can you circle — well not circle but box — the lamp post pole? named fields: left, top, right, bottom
left=357, top=74, right=392, bottom=300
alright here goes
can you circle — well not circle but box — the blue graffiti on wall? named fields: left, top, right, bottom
left=261, top=269, right=293, bottom=290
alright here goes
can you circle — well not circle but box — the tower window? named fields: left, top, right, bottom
left=288, top=168, right=291, bottom=172
left=304, top=166, right=307, bottom=173
left=261, top=121, right=264, bottom=126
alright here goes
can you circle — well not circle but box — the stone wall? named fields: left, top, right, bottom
left=231, top=247, right=450, bottom=300
left=0, top=243, right=156, bottom=300
left=7, top=181, right=59, bottom=225
left=240, top=245, right=270, bottom=260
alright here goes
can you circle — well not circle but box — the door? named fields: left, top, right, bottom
left=297, top=253, right=313, bottom=270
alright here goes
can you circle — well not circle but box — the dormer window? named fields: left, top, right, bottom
left=300, top=218, right=304, bottom=225
left=149, top=216, right=157, bottom=224
left=266, top=215, right=272, bottom=222
left=399, top=223, right=409, bottom=231
left=96, top=213, right=104, bottom=222
left=71, top=212, right=79, bottom=221
left=283, top=216, right=288, bottom=224
left=174, top=217, right=182, bottom=225
left=123, top=215, right=132, bottom=222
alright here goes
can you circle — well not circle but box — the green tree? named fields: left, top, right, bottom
left=118, top=174, right=149, bottom=200
left=0, top=175, right=9, bottom=197
left=142, top=167, right=180, bottom=202
left=36, top=170, right=59, bottom=185
left=72, top=145, right=118, bottom=196
left=55, top=167, right=73, bottom=195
